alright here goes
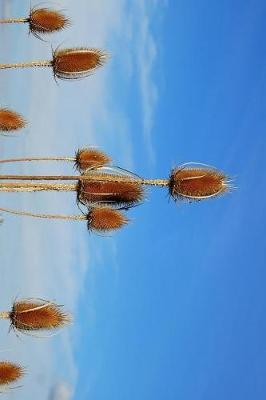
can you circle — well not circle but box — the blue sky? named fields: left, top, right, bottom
left=0, top=1, right=266, bottom=399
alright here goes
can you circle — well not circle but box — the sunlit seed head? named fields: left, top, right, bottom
left=29, top=7, right=70, bottom=34
left=87, top=207, right=128, bottom=232
left=10, top=299, right=71, bottom=332
left=52, top=48, right=108, bottom=80
left=169, top=166, right=230, bottom=200
left=0, top=361, right=24, bottom=386
left=0, top=108, right=26, bottom=132
left=78, top=176, right=144, bottom=208
left=75, top=148, right=111, bottom=171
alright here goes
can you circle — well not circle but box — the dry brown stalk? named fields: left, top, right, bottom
left=0, top=361, right=24, bottom=386
left=0, top=108, right=26, bottom=132
left=0, top=48, right=108, bottom=80
left=0, top=298, right=71, bottom=333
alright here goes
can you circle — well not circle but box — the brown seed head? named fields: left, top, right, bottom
left=0, top=361, right=24, bottom=386
left=53, top=48, right=107, bottom=80
left=10, top=299, right=71, bottom=332
left=0, top=108, right=26, bottom=132
left=78, top=176, right=144, bottom=208
left=169, top=166, right=229, bottom=200
left=29, top=7, right=70, bottom=34
left=75, top=148, right=111, bottom=171
left=88, top=207, right=128, bottom=232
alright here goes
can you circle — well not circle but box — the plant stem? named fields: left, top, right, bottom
left=0, top=60, right=52, bottom=70
left=0, top=18, right=28, bottom=24
left=0, top=174, right=169, bottom=186
left=0, top=207, right=86, bottom=221
left=0, top=182, right=77, bottom=192
left=0, top=157, right=75, bottom=164
left=0, top=312, right=10, bottom=319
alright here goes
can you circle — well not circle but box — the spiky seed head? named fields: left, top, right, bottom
left=52, top=48, right=107, bottom=80
left=0, top=362, right=24, bottom=386
left=9, top=299, right=71, bottom=332
left=29, top=7, right=70, bottom=34
left=0, top=108, right=26, bottom=132
left=75, top=148, right=111, bottom=171
left=169, top=166, right=229, bottom=200
left=78, top=177, right=144, bottom=208
left=87, top=207, right=128, bottom=232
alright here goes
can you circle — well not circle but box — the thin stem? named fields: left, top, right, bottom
left=0, top=174, right=169, bottom=186
left=0, top=60, right=52, bottom=70
left=0, top=157, right=75, bottom=164
left=0, top=17, right=28, bottom=24
left=0, top=312, right=10, bottom=319
left=0, top=182, right=77, bottom=192
left=0, top=207, right=86, bottom=221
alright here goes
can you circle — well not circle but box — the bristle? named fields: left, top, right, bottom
left=0, top=108, right=26, bottom=132
left=53, top=47, right=107, bottom=80
left=78, top=176, right=144, bottom=208
left=169, top=167, right=229, bottom=200
left=29, top=8, right=70, bottom=34
left=0, top=361, right=24, bottom=386
left=75, top=148, right=111, bottom=171
left=87, top=207, right=128, bottom=232
left=10, top=299, right=71, bottom=332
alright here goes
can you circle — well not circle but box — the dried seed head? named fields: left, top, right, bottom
left=169, top=166, right=229, bottom=200
left=0, top=108, right=26, bottom=132
left=10, top=299, right=71, bottom=332
left=29, top=7, right=70, bottom=34
left=0, top=361, right=24, bottom=386
left=87, top=207, right=128, bottom=232
left=75, top=148, right=111, bottom=171
left=53, top=48, right=107, bottom=80
left=78, top=176, right=144, bottom=208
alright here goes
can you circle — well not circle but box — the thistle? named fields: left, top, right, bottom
left=0, top=361, right=24, bottom=387
left=0, top=48, right=108, bottom=80
left=0, top=108, right=26, bottom=132
left=0, top=7, right=70, bottom=37
left=0, top=298, right=71, bottom=334
left=0, top=150, right=232, bottom=232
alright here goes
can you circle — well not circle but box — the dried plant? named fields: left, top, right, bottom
left=87, top=207, right=129, bottom=232
left=168, top=165, right=230, bottom=200
left=0, top=48, right=108, bottom=80
left=0, top=7, right=70, bottom=37
left=75, top=148, right=111, bottom=171
left=0, top=298, right=71, bottom=334
left=0, top=361, right=24, bottom=386
left=0, top=108, right=26, bottom=132
left=0, top=150, right=232, bottom=233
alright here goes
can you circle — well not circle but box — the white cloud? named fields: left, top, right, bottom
left=49, top=382, right=73, bottom=400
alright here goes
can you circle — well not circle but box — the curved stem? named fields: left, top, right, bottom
left=0, top=207, right=87, bottom=221
left=0, top=17, right=28, bottom=24
left=0, top=157, right=75, bottom=164
left=0, top=60, right=52, bottom=70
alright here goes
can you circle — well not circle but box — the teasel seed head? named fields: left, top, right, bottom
left=52, top=47, right=108, bottom=80
left=75, top=148, right=111, bottom=172
left=169, top=165, right=230, bottom=200
left=9, top=298, right=71, bottom=333
left=0, top=361, right=24, bottom=386
left=29, top=7, right=70, bottom=35
left=78, top=177, right=144, bottom=208
left=0, top=108, right=26, bottom=132
left=87, top=207, right=129, bottom=232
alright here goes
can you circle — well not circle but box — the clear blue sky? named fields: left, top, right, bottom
left=0, top=1, right=266, bottom=399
